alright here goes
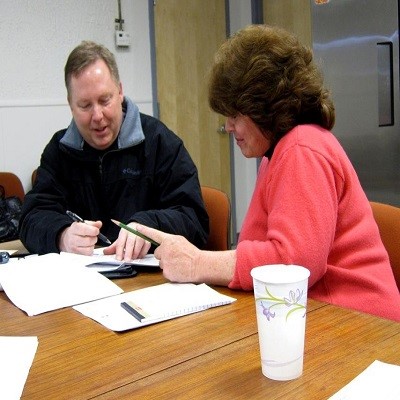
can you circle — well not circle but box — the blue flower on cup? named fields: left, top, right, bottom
left=256, top=286, right=306, bottom=322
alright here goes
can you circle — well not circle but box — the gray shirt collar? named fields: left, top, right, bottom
left=60, top=96, right=145, bottom=150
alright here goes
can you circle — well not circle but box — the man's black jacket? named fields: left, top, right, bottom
left=20, top=108, right=209, bottom=254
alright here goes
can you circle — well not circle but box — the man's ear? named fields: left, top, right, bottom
left=119, top=82, right=124, bottom=101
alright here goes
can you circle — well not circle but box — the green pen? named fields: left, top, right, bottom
left=111, top=219, right=160, bottom=247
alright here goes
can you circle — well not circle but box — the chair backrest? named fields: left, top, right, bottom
left=369, top=201, right=400, bottom=291
left=0, top=172, right=25, bottom=202
left=201, top=186, right=231, bottom=251
left=31, top=168, right=38, bottom=186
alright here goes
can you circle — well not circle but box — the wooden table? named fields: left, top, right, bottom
left=0, top=239, right=27, bottom=253
left=1, top=246, right=399, bottom=399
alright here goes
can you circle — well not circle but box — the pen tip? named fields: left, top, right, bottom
left=111, top=219, right=121, bottom=226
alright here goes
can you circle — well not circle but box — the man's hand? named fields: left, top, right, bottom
left=59, top=220, right=103, bottom=255
left=103, top=222, right=151, bottom=261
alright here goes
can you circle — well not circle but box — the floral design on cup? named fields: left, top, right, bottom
left=256, top=286, right=306, bottom=322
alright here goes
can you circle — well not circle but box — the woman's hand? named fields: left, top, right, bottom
left=136, top=225, right=201, bottom=283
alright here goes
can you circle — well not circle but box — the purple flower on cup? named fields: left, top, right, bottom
left=256, top=286, right=306, bottom=322
left=261, top=302, right=276, bottom=321
left=284, top=289, right=303, bottom=307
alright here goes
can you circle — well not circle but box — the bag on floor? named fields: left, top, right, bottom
left=0, top=185, right=23, bottom=242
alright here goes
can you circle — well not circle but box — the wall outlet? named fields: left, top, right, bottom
left=115, top=31, right=131, bottom=47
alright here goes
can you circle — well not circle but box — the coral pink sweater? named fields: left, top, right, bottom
left=230, top=125, right=400, bottom=322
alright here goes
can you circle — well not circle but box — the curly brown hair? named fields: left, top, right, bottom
left=208, top=24, right=335, bottom=143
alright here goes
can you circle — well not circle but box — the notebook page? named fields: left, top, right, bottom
left=74, top=283, right=236, bottom=331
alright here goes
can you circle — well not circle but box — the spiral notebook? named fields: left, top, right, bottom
left=73, top=283, right=236, bottom=331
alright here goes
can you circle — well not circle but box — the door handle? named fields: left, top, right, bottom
left=217, top=125, right=227, bottom=134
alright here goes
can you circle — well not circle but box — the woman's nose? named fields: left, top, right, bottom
left=225, top=117, right=234, bottom=132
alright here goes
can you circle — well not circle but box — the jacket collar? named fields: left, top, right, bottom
left=60, top=96, right=145, bottom=150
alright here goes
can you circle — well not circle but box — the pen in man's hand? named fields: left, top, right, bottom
left=111, top=219, right=160, bottom=247
left=66, top=210, right=112, bottom=245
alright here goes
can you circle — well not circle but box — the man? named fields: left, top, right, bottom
left=19, top=41, right=208, bottom=260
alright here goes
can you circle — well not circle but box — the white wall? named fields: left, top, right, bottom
left=0, top=0, right=152, bottom=192
left=0, top=0, right=257, bottom=236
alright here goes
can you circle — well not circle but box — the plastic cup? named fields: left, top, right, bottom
left=251, top=264, right=310, bottom=380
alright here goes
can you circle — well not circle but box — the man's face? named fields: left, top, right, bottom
left=68, top=59, right=124, bottom=150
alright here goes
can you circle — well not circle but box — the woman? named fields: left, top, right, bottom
left=137, top=25, right=400, bottom=321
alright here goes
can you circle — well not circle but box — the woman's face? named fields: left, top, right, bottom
left=225, top=115, right=271, bottom=158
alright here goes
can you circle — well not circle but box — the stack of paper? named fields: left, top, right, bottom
left=0, top=253, right=123, bottom=316
left=0, top=252, right=236, bottom=334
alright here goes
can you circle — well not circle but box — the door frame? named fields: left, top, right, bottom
left=147, top=0, right=263, bottom=245
left=148, top=0, right=238, bottom=245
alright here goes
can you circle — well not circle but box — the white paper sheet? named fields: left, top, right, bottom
left=0, top=254, right=37, bottom=292
left=0, top=336, right=38, bottom=400
left=0, top=253, right=123, bottom=315
left=329, top=360, right=400, bottom=399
